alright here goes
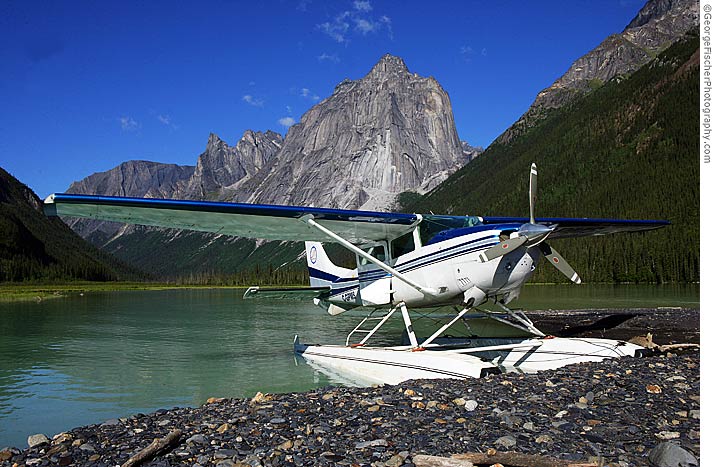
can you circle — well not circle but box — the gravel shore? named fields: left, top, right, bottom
left=0, top=348, right=699, bottom=467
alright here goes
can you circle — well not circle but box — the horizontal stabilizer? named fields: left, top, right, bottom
left=243, top=286, right=330, bottom=300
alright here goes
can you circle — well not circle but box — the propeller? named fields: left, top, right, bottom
left=539, top=242, right=581, bottom=284
left=480, top=163, right=582, bottom=284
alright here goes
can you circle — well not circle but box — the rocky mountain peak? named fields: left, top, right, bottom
left=368, top=54, right=409, bottom=76
left=627, top=0, right=684, bottom=29
left=242, top=55, right=468, bottom=210
left=206, top=132, right=224, bottom=150
left=185, top=130, right=282, bottom=200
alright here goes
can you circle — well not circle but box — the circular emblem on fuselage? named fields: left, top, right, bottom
left=309, top=246, right=318, bottom=264
left=502, top=243, right=509, bottom=249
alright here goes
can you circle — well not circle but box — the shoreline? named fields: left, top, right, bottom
left=0, top=282, right=700, bottom=304
left=0, top=349, right=699, bottom=466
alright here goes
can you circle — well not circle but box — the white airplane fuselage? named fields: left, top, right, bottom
left=317, top=227, right=541, bottom=310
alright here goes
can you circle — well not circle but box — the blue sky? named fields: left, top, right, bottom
left=0, top=0, right=648, bottom=197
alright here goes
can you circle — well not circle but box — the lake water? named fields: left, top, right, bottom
left=0, top=284, right=698, bottom=448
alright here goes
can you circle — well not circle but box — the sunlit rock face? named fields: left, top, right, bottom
left=239, top=54, right=470, bottom=211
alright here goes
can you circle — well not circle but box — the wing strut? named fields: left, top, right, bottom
left=300, top=215, right=439, bottom=297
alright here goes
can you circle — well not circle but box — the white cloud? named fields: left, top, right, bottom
left=278, top=116, right=296, bottom=127
left=119, top=116, right=139, bottom=131
left=460, top=45, right=477, bottom=63
left=157, top=114, right=171, bottom=125
left=300, top=88, right=321, bottom=101
left=242, top=95, right=264, bottom=107
left=317, top=5, right=391, bottom=43
left=317, top=52, right=340, bottom=63
left=318, top=11, right=351, bottom=43
left=379, top=15, right=393, bottom=39
left=353, top=0, right=372, bottom=12
left=354, top=18, right=376, bottom=34
left=460, top=46, right=474, bottom=55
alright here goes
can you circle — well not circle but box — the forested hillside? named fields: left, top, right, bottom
left=0, top=167, right=139, bottom=282
left=406, top=33, right=699, bottom=283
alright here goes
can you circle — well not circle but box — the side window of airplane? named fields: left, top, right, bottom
left=391, top=232, right=415, bottom=259
left=358, top=243, right=388, bottom=266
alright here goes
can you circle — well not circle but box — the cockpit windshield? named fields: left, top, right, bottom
left=419, top=215, right=482, bottom=245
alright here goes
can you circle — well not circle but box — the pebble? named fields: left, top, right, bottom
left=648, top=441, right=698, bottom=467
left=355, top=439, right=388, bottom=449
left=26, top=434, right=49, bottom=449
left=535, top=434, right=553, bottom=444
left=494, top=435, right=517, bottom=448
left=0, top=352, right=699, bottom=467
left=186, top=434, right=208, bottom=444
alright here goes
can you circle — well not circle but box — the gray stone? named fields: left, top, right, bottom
left=464, top=400, right=478, bottom=411
left=101, top=418, right=120, bottom=426
left=214, top=449, right=237, bottom=459
left=494, top=435, right=517, bottom=449
left=355, top=439, right=389, bottom=449
left=79, top=443, right=96, bottom=452
left=27, top=434, right=49, bottom=448
left=648, top=442, right=698, bottom=467
left=187, top=434, right=209, bottom=445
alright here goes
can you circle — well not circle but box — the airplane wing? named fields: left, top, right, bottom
left=481, top=216, right=670, bottom=239
left=43, top=194, right=419, bottom=244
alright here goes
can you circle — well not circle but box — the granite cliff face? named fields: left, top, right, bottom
left=241, top=55, right=469, bottom=210
left=499, top=0, right=698, bottom=143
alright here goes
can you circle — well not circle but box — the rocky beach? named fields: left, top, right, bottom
left=0, top=308, right=699, bottom=467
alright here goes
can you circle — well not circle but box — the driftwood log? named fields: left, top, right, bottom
left=412, top=455, right=473, bottom=467
left=121, top=429, right=182, bottom=467
left=628, top=333, right=700, bottom=352
left=414, top=452, right=599, bottom=467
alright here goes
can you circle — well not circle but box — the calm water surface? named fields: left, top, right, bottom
left=0, top=284, right=698, bottom=448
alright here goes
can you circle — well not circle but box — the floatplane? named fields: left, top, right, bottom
left=44, top=164, right=668, bottom=385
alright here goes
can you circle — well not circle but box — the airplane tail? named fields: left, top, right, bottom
left=304, top=241, right=356, bottom=287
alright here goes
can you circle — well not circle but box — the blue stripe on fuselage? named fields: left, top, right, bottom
left=358, top=234, right=498, bottom=282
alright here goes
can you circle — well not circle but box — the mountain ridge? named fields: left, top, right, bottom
left=498, top=0, right=698, bottom=144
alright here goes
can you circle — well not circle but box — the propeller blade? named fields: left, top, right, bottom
left=529, top=163, right=538, bottom=224
left=539, top=242, right=581, bottom=284
left=479, top=236, right=528, bottom=263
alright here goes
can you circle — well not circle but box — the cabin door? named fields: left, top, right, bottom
left=356, top=241, right=391, bottom=306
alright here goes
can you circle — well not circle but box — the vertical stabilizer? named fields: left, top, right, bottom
left=304, top=242, right=356, bottom=287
